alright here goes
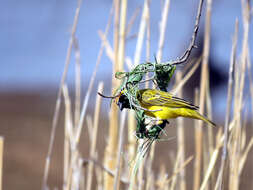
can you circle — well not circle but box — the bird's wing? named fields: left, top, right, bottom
left=139, top=89, right=199, bottom=110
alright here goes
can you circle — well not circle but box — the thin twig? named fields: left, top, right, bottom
left=97, top=92, right=120, bottom=99
left=169, top=0, right=204, bottom=65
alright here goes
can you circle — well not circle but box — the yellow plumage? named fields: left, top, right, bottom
left=137, top=89, right=216, bottom=127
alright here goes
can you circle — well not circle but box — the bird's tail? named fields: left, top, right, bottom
left=194, top=112, right=216, bottom=127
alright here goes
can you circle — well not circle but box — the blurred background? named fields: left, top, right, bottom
left=0, top=0, right=252, bottom=189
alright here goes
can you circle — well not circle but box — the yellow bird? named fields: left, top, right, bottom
left=117, top=88, right=216, bottom=127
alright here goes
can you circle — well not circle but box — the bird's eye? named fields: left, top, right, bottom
left=137, top=93, right=141, bottom=99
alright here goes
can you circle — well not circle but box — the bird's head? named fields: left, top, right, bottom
left=98, top=88, right=131, bottom=111
left=115, top=89, right=131, bottom=111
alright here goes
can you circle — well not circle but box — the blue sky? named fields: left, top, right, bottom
left=1, top=0, right=250, bottom=89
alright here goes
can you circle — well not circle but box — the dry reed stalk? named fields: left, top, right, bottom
left=193, top=88, right=202, bottom=190
left=73, top=37, right=81, bottom=127
left=137, top=1, right=151, bottom=189
left=86, top=82, right=104, bottom=190
left=137, top=153, right=146, bottom=190
left=62, top=85, right=73, bottom=190
left=84, top=157, right=130, bottom=184
left=98, top=31, right=115, bottom=63
left=112, top=7, right=127, bottom=190
left=146, top=1, right=171, bottom=189
left=113, top=110, right=127, bottom=190
left=200, top=135, right=222, bottom=190
left=128, top=0, right=150, bottom=185
left=238, top=136, right=253, bottom=174
left=170, top=149, right=181, bottom=190
left=229, top=1, right=250, bottom=189
left=128, top=110, right=136, bottom=164
left=217, top=19, right=238, bottom=190
left=175, top=71, right=186, bottom=190
left=86, top=115, right=93, bottom=142
left=145, top=0, right=151, bottom=89
left=95, top=155, right=103, bottom=190
left=144, top=142, right=156, bottom=190
left=145, top=0, right=151, bottom=62
left=75, top=2, right=113, bottom=147
left=156, top=0, right=170, bottom=62
left=246, top=51, right=253, bottom=101
left=126, top=7, right=141, bottom=38
left=246, top=52, right=253, bottom=111
left=42, top=1, right=82, bottom=188
left=104, top=72, right=119, bottom=189
left=133, top=0, right=149, bottom=67
left=165, top=155, right=193, bottom=185
left=202, top=133, right=209, bottom=190
left=156, top=164, right=168, bottom=190
left=171, top=57, right=202, bottom=95
left=205, top=67, right=215, bottom=189
left=194, top=0, right=213, bottom=189
left=62, top=84, right=76, bottom=190
left=104, top=0, right=125, bottom=188
left=0, top=137, right=3, bottom=190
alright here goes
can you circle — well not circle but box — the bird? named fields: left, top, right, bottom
left=116, top=88, right=216, bottom=127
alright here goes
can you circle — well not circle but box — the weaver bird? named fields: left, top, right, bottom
left=116, top=88, right=216, bottom=127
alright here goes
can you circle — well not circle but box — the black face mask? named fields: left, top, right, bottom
left=117, top=94, right=131, bottom=111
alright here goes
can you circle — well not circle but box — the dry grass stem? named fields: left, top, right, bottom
left=126, top=7, right=141, bottom=37
left=165, top=156, right=193, bottom=185
left=42, top=1, right=82, bottom=188
left=75, top=2, right=114, bottom=147
left=86, top=82, right=104, bottom=190
left=170, top=148, right=181, bottom=190
left=193, top=88, right=202, bottom=190
left=217, top=19, right=238, bottom=190
left=104, top=0, right=125, bottom=188
left=133, top=0, right=149, bottom=67
left=128, top=1, right=150, bottom=186
left=62, top=85, right=73, bottom=190
left=156, top=0, right=170, bottom=62
left=229, top=1, right=250, bottom=189
left=113, top=110, right=127, bottom=190
left=145, top=0, right=151, bottom=89
left=98, top=31, right=115, bottom=63
left=73, top=37, right=81, bottom=127
left=175, top=71, right=186, bottom=190
left=171, top=57, right=201, bottom=95
left=194, top=0, right=213, bottom=189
